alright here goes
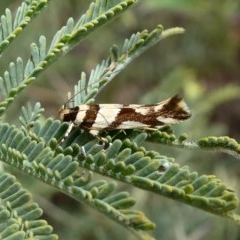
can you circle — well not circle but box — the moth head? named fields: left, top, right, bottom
left=58, top=104, right=71, bottom=121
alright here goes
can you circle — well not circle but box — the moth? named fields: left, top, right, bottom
left=59, top=94, right=191, bottom=141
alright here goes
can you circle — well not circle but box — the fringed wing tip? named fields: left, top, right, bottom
left=166, top=94, right=191, bottom=120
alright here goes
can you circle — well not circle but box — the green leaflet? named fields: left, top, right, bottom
left=68, top=25, right=184, bottom=106
left=0, top=172, right=57, bottom=239
left=0, top=0, right=138, bottom=117
left=197, top=136, right=240, bottom=159
left=26, top=117, right=239, bottom=217
left=0, top=122, right=155, bottom=238
left=0, top=0, right=51, bottom=54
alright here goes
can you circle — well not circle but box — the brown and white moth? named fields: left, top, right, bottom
left=59, top=94, right=191, bottom=140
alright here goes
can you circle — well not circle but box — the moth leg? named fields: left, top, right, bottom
left=141, top=126, right=157, bottom=131
left=60, top=122, right=74, bottom=143
left=89, top=129, right=100, bottom=137
left=61, top=124, right=89, bottom=158
left=80, top=146, right=87, bottom=157
left=88, top=129, right=109, bottom=148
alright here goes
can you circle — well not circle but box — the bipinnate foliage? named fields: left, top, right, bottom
left=0, top=0, right=240, bottom=239
left=0, top=172, right=56, bottom=240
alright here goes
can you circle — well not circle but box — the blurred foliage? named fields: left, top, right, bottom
left=1, top=0, right=240, bottom=239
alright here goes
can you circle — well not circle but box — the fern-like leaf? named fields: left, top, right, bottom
left=28, top=118, right=240, bottom=223
left=0, top=0, right=138, bottom=117
left=0, top=122, right=156, bottom=239
left=197, top=136, right=240, bottom=159
left=147, top=128, right=240, bottom=161
left=0, top=172, right=57, bottom=239
left=68, top=130, right=239, bottom=215
left=19, top=102, right=44, bottom=129
left=68, top=25, right=184, bottom=105
left=0, top=0, right=51, bottom=54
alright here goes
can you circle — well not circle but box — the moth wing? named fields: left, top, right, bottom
left=85, top=104, right=122, bottom=129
